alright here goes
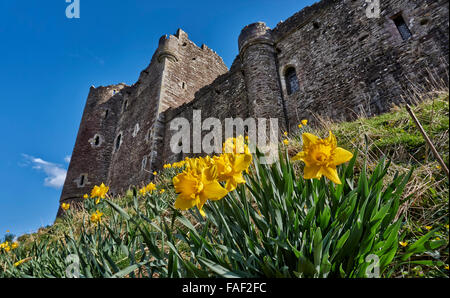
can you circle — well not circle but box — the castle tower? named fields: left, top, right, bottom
left=59, top=29, right=228, bottom=213
left=58, top=83, right=126, bottom=216
left=238, top=22, right=287, bottom=131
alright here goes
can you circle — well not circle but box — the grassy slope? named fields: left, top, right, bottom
left=3, top=93, right=449, bottom=278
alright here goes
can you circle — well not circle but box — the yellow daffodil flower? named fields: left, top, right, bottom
left=283, top=131, right=288, bottom=136
left=91, top=183, right=109, bottom=199
left=283, top=139, right=289, bottom=145
left=145, top=182, right=156, bottom=193
left=159, top=189, right=165, bottom=194
left=214, top=153, right=251, bottom=192
left=139, top=186, right=147, bottom=196
left=83, top=194, right=89, bottom=199
left=298, top=124, right=302, bottom=128
left=61, top=203, right=70, bottom=211
left=301, top=119, right=308, bottom=126
left=0, top=242, right=8, bottom=249
left=399, top=241, right=408, bottom=247
left=11, top=242, right=19, bottom=250
left=292, top=131, right=353, bottom=184
left=14, top=258, right=31, bottom=267
left=90, top=210, right=104, bottom=225
left=173, top=162, right=228, bottom=217
left=425, top=226, right=432, bottom=230
left=153, top=171, right=157, bottom=176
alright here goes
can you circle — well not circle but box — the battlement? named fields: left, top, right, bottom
left=238, top=22, right=274, bottom=54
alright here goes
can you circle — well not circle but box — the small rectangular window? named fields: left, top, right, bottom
left=393, top=15, right=412, bottom=40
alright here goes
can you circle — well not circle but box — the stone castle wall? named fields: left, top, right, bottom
left=59, top=0, right=449, bottom=215
left=273, top=0, right=448, bottom=126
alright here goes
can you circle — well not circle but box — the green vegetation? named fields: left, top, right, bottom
left=1, top=94, right=448, bottom=278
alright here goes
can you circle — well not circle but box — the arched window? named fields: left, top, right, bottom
left=94, top=135, right=100, bottom=146
left=285, top=67, right=299, bottom=95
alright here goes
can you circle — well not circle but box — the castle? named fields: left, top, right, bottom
left=58, top=0, right=449, bottom=216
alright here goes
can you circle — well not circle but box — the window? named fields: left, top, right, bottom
left=122, top=100, right=128, bottom=113
left=285, top=67, right=299, bottom=95
left=79, top=174, right=85, bottom=186
left=77, top=174, right=87, bottom=187
left=104, top=109, right=109, bottom=119
left=141, top=156, right=147, bottom=171
left=393, top=15, right=412, bottom=40
left=91, top=134, right=102, bottom=147
left=132, top=123, right=140, bottom=137
left=115, top=134, right=122, bottom=151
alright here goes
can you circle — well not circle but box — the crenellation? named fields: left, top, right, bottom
left=59, top=0, right=448, bottom=216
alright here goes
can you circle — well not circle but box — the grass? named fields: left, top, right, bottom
left=1, top=92, right=448, bottom=278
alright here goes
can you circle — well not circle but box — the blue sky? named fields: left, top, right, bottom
left=0, top=0, right=317, bottom=239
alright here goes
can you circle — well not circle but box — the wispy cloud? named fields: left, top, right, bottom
left=22, top=154, right=67, bottom=189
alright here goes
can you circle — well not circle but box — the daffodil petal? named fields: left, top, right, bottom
left=332, top=147, right=353, bottom=166
left=302, top=133, right=319, bottom=147
left=174, top=196, right=198, bottom=210
left=303, top=164, right=321, bottom=180
left=292, top=151, right=305, bottom=161
left=203, top=180, right=229, bottom=201
left=321, top=166, right=342, bottom=184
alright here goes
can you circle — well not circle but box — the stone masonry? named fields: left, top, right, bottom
left=58, top=0, right=449, bottom=216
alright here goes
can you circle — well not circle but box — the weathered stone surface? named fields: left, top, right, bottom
left=58, top=0, right=448, bottom=217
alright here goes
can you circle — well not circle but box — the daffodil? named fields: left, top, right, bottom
left=284, top=131, right=288, bottom=136
left=83, top=194, right=89, bottom=199
left=214, top=153, right=251, bottom=192
left=223, top=136, right=248, bottom=155
left=90, top=210, right=104, bottom=225
left=139, top=186, right=147, bottom=196
left=61, top=203, right=70, bottom=211
left=292, top=131, right=353, bottom=184
left=399, top=241, right=408, bottom=247
left=425, top=226, right=432, bottom=231
left=173, top=161, right=228, bottom=217
left=159, top=189, right=165, bottom=194
left=153, top=171, right=157, bottom=176
left=283, top=139, right=289, bottom=145
left=301, top=119, right=308, bottom=126
left=91, top=183, right=109, bottom=199
left=298, top=124, right=302, bottom=129
left=14, top=258, right=31, bottom=267
left=145, top=182, right=156, bottom=193
left=11, top=242, right=19, bottom=250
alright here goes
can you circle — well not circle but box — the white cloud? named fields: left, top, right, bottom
left=22, top=154, right=67, bottom=189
